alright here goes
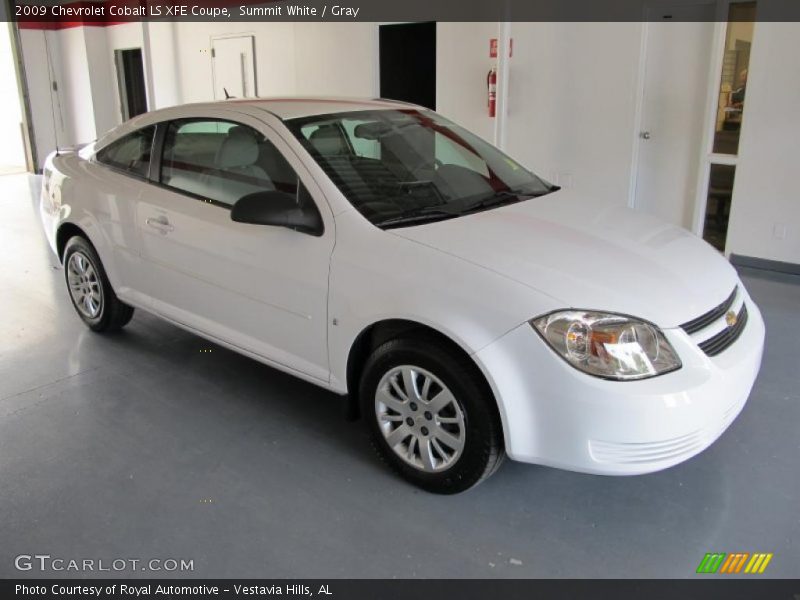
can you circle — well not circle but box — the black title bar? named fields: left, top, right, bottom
left=4, top=579, right=800, bottom=600
left=6, top=0, right=800, bottom=24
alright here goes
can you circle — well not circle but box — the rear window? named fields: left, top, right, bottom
left=95, top=126, right=155, bottom=178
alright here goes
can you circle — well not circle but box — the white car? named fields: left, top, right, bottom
left=40, top=98, right=765, bottom=493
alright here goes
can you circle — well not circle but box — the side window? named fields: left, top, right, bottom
left=95, top=126, right=155, bottom=178
left=160, top=119, right=299, bottom=207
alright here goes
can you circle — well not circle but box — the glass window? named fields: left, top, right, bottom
left=95, top=126, right=155, bottom=178
left=175, top=121, right=236, bottom=135
left=160, top=119, right=299, bottom=207
left=712, top=2, right=756, bottom=155
left=702, top=164, right=736, bottom=252
left=287, top=109, right=555, bottom=228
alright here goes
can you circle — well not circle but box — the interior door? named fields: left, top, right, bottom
left=114, top=48, right=148, bottom=120
left=634, top=3, right=715, bottom=228
left=379, top=22, right=436, bottom=110
left=136, top=114, right=333, bottom=382
left=212, top=36, right=257, bottom=100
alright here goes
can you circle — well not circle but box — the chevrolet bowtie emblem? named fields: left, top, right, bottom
left=725, top=310, right=738, bottom=328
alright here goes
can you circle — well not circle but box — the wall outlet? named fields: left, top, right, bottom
left=772, top=224, right=787, bottom=240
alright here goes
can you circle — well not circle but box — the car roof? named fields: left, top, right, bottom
left=94, top=97, right=422, bottom=150
left=225, top=97, right=419, bottom=120
left=149, top=97, right=418, bottom=122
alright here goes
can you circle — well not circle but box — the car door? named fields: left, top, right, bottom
left=135, top=111, right=335, bottom=383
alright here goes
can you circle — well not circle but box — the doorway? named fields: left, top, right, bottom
left=0, top=24, right=27, bottom=174
left=699, top=2, right=757, bottom=252
left=633, top=3, right=715, bottom=229
left=211, top=35, right=257, bottom=100
left=114, top=48, right=148, bottom=121
left=379, top=22, right=436, bottom=110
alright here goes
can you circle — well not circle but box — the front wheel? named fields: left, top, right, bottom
left=360, top=336, right=505, bottom=494
left=63, top=236, right=134, bottom=332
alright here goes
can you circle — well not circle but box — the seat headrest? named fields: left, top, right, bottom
left=218, top=128, right=259, bottom=169
left=309, top=125, right=348, bottom=156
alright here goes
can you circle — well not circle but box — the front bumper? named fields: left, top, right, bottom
left=474, top=289, right=765, bottom=475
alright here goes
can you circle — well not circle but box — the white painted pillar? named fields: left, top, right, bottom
left=493, top=21, right=511, bottom=149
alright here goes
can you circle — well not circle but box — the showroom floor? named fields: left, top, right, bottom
left=1, top=173, right=798, bottom=578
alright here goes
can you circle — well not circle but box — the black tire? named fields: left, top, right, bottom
left=63, top=236, right=134, bottom=332
left=360, top=335, right=505, bottom=494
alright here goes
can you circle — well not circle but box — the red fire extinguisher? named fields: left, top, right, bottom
left=487, top=68, right=497, bottom=118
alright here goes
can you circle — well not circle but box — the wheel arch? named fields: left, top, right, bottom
left=55, top=222, right=93, bottom=263
left=344, top=319, right=502, bottom=430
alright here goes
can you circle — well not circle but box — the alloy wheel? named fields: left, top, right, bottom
left=375, top=365, right=466, bottom=472
left=67, top=252, right=103, bottom=319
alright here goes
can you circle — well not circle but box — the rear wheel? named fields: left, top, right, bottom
left=63, top=236, right=134, bottom=332
left=360, top=336, right=505, bottom=494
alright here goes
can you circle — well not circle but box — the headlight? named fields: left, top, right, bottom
left=531, top=311, right=681, bottom=380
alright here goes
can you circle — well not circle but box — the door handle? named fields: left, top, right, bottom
left=145, top=216, right=174, bottom=234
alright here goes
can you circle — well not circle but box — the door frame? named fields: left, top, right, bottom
left=6, top=22, right=37, bottom=172
left=113, top=47, right=148, bottom=122
left=210, top=33, right=258, bottom=100
left=627, top=0, right=721, bottom=235
left=690, top=0, right=749, bottom=249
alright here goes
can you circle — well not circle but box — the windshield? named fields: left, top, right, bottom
left=286, top=109, right=557, bottom=228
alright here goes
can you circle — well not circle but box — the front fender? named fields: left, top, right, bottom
left=327, top=211, right=561, bottom=392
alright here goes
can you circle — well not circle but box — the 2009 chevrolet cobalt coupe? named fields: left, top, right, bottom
left=40, top=98, right=765, bottom=493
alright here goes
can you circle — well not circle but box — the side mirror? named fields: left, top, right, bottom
left=230, top=190, right=323, bottom=236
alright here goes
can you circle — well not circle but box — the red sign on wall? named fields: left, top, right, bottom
left=490, top=38, right=513, bottom=58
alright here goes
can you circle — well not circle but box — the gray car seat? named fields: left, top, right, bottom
left=204, top=127, right=275, bottom=205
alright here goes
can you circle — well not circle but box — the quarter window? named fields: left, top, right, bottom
left=160, top=119, right=300, bottom=207
left=95, top=126, right=155, bottom=178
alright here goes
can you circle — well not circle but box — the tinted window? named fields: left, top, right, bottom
left=160, top=119, right=299, bottom=207
left=96, top=126, right=155, bottom=177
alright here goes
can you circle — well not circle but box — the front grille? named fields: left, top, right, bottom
left=680, top=287, right=737, bottom=334
left=698, top=304, right=749, bottom=357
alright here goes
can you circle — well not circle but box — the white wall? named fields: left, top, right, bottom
left=170, top=21, right=378, bottom=102
left=84, top=27, right=118, bottom=138
left=436, top=22, right=497, bottom=143
left=172, top=22, right=297, bottom=103
left=726, top=20, right=800, bottom=264
left=19, top=30, right=58, bottom=167
left=141, top=22, right=182, bottom=109
left=505, top=22, right=643, bottom=202
left=293, top=22, right=378, bottom=97
left=0, top=24, right=25, bottom=169
left=57, top=27, right=97, bottom=143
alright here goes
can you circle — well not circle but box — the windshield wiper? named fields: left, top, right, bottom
left=454, top=189, right=531, bottom=213
left=375, top=184, right=561, bottom=229
left=457, top=185, right=560, bottom=214
left=375, top=207, right=456, bottom=229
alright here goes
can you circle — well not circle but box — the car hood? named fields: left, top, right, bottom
left=389, top=189, right=739, bottom=328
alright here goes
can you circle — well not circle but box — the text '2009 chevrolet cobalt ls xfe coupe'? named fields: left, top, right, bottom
left=40, top=98, right=765, bottom=493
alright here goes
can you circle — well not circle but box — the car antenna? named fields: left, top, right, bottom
left=43, top=30, right=61, bottom=157
left=223, top=87, right=236, bottom=100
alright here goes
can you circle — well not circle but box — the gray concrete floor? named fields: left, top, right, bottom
left=1, top=173, right=798, bottom=579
